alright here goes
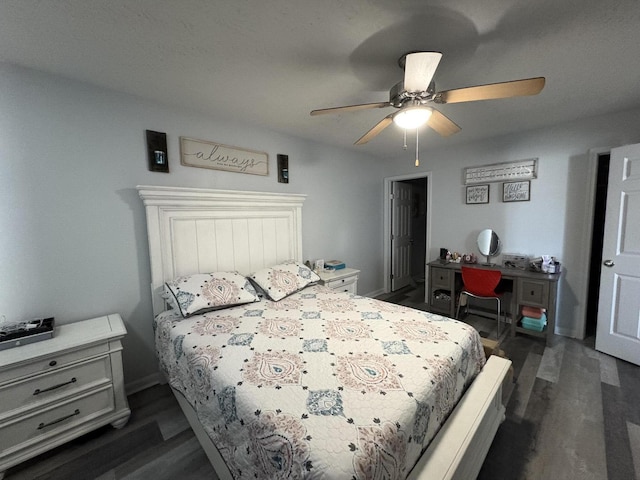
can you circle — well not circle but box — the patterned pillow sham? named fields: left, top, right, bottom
left=250, top=261, right=321, bottom=301
left=165, top=272, right=260, bottom=318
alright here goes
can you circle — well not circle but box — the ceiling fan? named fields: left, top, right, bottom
left=310, top=52, right=545, bottom=145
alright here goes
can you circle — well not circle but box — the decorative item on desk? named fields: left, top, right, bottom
left=462, top=253, right=477, bottom=264
left=503, top=253, right=529, bottom=269
left=325, top=260, right=345, bottom=270
left=530, top=255, right=561, bottom=273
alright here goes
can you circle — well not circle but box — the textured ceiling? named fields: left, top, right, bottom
left=2, top=0, right=640, bottom=157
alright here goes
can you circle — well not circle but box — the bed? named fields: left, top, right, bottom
left=137, top=185, right=511, bottom=480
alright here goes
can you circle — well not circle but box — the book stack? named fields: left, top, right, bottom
left=521, top=306, right=546, bottom=332
left=325, top=260, right=345, bottom=270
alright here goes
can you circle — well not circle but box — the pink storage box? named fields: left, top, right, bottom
left=521, top=306, right=545, bottom=319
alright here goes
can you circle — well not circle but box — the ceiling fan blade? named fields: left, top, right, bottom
left=435, top=77, right=545, bottom=104
left=354, top=114, right=394, bottom=145
left=427, top=109, right=461, bottom=137
left=404, top=52, right=442, bottom=93
left=310, top=102, right=390, bottom=116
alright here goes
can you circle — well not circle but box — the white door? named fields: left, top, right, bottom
left=595, top=143, right=640, bottom=366
left=391, top=182, right=412, bottom=291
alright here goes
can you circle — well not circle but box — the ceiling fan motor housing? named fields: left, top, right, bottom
left=389, top=81, right=436, bottom=108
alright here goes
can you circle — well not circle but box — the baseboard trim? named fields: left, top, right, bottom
left=555, top=327, right=579, bottom=339
left=125, top=371, right=162, bottom=395
left=365, top=288, right=385, bottom=298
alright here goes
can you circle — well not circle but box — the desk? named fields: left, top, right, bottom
left=427, top=260, right=560, bottom=344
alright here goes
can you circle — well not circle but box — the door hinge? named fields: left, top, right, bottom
left=390, top=274, right=394, bottom=279
left=389, top=193, right=395, bottom=200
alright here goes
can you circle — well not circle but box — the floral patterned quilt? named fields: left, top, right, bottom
left=155, top=285, right=485, bottom=479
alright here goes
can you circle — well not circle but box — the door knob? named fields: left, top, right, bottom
left=603, top=260, right=615, bottom=267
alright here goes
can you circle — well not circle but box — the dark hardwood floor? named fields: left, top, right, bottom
left=5, top=285, right=639, bottom=479
left=381, top=284, right=640, bottom=480
left=5, top=384, right=217, bottom=480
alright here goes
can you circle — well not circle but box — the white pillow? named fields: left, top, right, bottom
left=165, top=272, right=260, bottom=318
left=250, top=261, right=320, bottom=301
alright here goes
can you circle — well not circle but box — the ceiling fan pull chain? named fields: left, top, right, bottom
left=403, top=129, right=407, bottom=150
left=415, top=128, right=420, bottom=167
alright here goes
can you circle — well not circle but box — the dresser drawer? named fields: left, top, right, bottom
left=431, top=267, right=452, bottom=288
left=517, top=278, right=550, bottom=307
left=325, top=275, right=357, bottom=290
left=0, top=343, right=109, bottom=386
left=0, top=356, right=112, bottom=421
left=0, top=386, right=115, bottom=454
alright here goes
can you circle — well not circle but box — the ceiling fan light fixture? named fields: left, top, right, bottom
left=393, top=107, right=432, bottom=129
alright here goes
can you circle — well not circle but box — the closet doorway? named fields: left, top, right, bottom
left=585, top=152, right=610, bottom=337
left=383, top=172, right=431, bottom=300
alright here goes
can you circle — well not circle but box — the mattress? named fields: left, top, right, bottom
left=154, top=285, right=485, bottom=479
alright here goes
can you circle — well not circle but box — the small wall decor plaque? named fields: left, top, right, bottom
left=180, top=137, right=268, bottom=176
left=466, top=184, right=489, bottom=204
left=503, top=180, right=530, bottom=202
left=277, top=154, right=289, bottom=183
left=146, top=130, right=169, bottom=173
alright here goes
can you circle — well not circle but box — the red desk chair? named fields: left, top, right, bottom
left=456, top=266, right=503, bottom=337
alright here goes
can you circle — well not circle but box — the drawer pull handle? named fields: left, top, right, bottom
left=49, top=360, right=57, bottom=367
left=530, top=290, right=535, bottom=295
left=33, top=377, right=77, bottom=396
left=37, top=409, right=80, bottom=430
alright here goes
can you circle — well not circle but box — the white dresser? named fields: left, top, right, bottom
left=317, top=268, right=360, bottom=294
left=0, top=314, right=130, bottom=478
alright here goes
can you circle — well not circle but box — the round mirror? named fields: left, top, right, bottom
left=477, top=229, right=501, bottom=265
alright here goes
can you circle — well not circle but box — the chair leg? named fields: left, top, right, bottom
left=456, top=292, right=468, bottom=320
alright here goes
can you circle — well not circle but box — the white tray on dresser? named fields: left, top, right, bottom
left=0, top=314, right=130, bottom=478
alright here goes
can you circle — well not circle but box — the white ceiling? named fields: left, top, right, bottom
left=2, top=0, right=640, bottom=158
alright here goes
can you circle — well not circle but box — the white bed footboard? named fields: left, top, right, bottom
left=408, top=355, right=511, bottom=480
left=171, top=355, right=511, bottom=480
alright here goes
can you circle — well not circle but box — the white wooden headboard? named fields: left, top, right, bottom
left=137, top=185, right=306, bottom=316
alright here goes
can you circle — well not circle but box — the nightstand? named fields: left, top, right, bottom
left=0, top=314, right=130, bottom=477
left=317, top=268, right=360, bottom=294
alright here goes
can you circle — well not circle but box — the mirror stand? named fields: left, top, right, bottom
left=477, top=229, right=501, bottom=266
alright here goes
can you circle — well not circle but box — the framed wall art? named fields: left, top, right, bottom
left=503, top=180, right=530, bottom=202
left=466, top=184, right=490, bottom=204
left=180, top=137, right=268, bottom=176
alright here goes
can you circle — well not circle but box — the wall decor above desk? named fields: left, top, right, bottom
left=180, top=137, right=269, bottom=176
left=466, top=184, right=490, bottom=204
left=503, top=180, right=531, bottom=202
left=464, top=158, right=538, bottom=184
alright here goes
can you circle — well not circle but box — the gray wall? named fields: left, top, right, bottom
left=0, top=63, right=395, bottom=390
left=3, top=61, right=640, bottom=390
left=389, top=109, right=640, bottom=337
